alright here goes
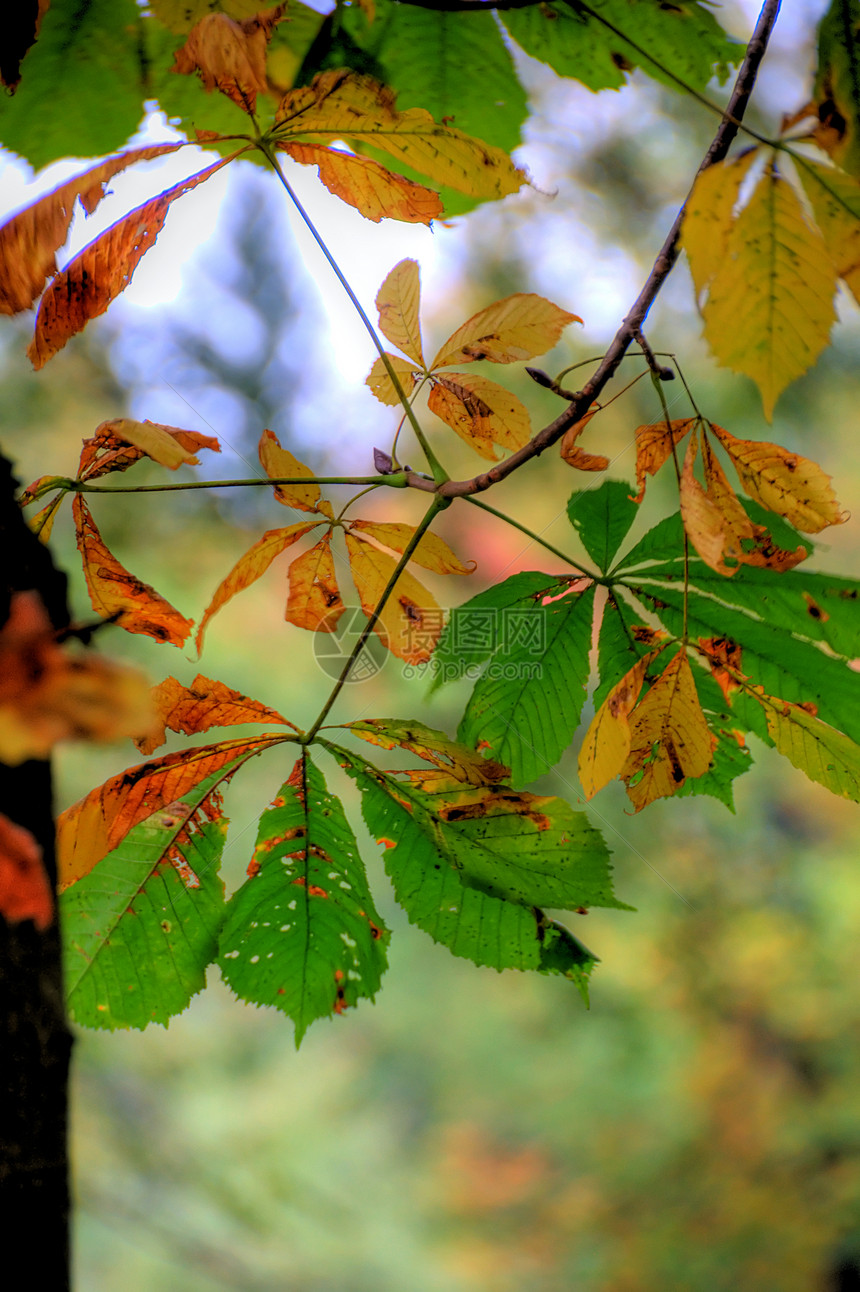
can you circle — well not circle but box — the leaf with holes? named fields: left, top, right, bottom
left=135, top=675, right=295, bottom=756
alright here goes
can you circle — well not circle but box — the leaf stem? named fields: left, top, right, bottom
left=463, top=496, right=599, bottom=581
left=303, top=496, right=448, bottom=741
left=651, top=371, right=690, bottom=641
left=65, top=475, right=399, bottom=495
left=256, top=141, right=449, bottom=485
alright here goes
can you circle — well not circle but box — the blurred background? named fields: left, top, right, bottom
left=3, top=0, right=860, bottom=1286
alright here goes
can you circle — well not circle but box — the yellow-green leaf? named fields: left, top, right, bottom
left=810, top=0, right=860, bottom=177
left=375, top=259, right=424, bottom=364
left=427, top=372, right=532, bottom=460
left=757, top=691, right=860, bottom=801
left=431, top=293, right=580, bottom=369
left=348, top=520, right=475, bottom=574
left=365, top=352, right=417, bottom=406
left=345, top=532, right=442, bottom=663
left=710, top=423, right=846, bottom=533
left=698, top=161, right=837, bottom=420
left=797, top=157, right=860, bottom=304
left=258, top=429, right=334, bottom=517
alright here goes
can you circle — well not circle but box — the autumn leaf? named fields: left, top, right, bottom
left=195, top=521, right=321, bottom=653
left=365, top=352, right=418, bottom=405
left=559, top=410, right=610, bottom=473
left=27, top=155, right=236, bottom=369
left=345, top=531, right=442, bottom=663
left=348, top=520, right=475, bottom=574
left=135, top=674, right=296, bottom=756
left=796, top=158, right=860, bottom=305
left=282, top=143, right=442, bottom=224
left=89, top=418, right=199, bottom=470
left=809, top=0, right=860, bottom=177
left=698, top=637, right=744, bottom=705
left=375, top=259, right=424, bottom=364
left=285, top=534, right=345, bottom=631
left=72, top=497, right=194, bottom=647
left=621, top=648, right=716, bottom=811
left=681, top=149, right=759, bottom=300
left=632, top=418, right=695, bottom=502
left=172, top=5, right=286, bottom=114
left=0, top=816, right=53, bottom=931
left=347, top=718, right=508, bottom=785
left=694, top=161, right=837, bottom=420
left=258, top=429, right=334, bottom=517
left=78, top=421, right=220, bottom=482
left=710, top=423, right=846, bottom=533
left=756, top=691, right=860, bottom=802
left=578, top=650, right=663, bottom=800
left=430, top=293, right=580, bottom=369
left=273, top=71, right=525, bottom=203
left=428, top=373, right=532, bottom=460
left=0, top=143, right=183, bottom=315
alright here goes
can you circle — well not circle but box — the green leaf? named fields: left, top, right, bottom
left=61, top=760, right=239, bottom=1030
left=758, top=694, right=860, bottom=801
left=430, top=571, right=565, bottom=689
left=502, top=0, right=742, bottom=95
left=812, top=0, right=860, bottom=178
left=568, top=480, right=638, bottom=572
left=218, top=753, right=388, bottom=1045
left=458, top=585, right=596, bottom=785
left=0, top=0, right=146, bottom=168
left=332, top=743, right=615, bottom=1003
left=615, top=510, right=686, bottom=570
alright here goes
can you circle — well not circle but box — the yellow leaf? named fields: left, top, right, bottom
left=681, top=149, right=759, bottom=299
left=258, top=429, right=334, bottom=518
left=375, top=259, right=424, bottom=364
left=698, top=161, right=837, bottom=420
left=756, top=691, right=860, bottom=801
left=621, top=649, right=715, bottom=811
left=195, top=521, right=321, bottom=652
left=274, top=72, right=525, bottom=202
left=345, top=532, right=442, bottom=663
left=172, top=5, right=286, bottom=115
left=365, top=352, right=418, bottom=406
left=428, top=373, right=532, bottom=460
left=285, top=533, right=345, bottom=631
left=95, top=418, right=199, bottom=470
left=282, top=143, right=442, bottom=224
left=0, top=144, right=183, bottom=315
left=578, top=651, right=660, bottom=800
left=632, top=418, right=695, bottom=503
left=73, top=497, right=193, bottom=647
left=28, top=495, right=63, bottom=544
left=79, top=422, right=220, bottom=481
left=431, top=293, right=580, bottom=369
left=348, top=520, right=476, bottom=574
left=710, top=423, right=846, bottom=533
left=797, top=158, right=860, bottom=304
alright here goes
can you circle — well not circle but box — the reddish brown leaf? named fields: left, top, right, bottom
left=281, top=143, right=442, bottom=224
left=285, top=533, right=345, bottom=631
left=73, top=496, right=193, bottom=646
left=0, top=143, right=183, bottom=315
left=78, top=421, right=220, bottom=482
left=28, top=155, right=235, bottom=369
left=135, top=673, right=296, bottom=755
left=172, top=5, right=286, bottom=114
left=698, top=637, right=744, bottom=704
left=0, top=816, right=53, bottom=931
left=560, top=410, right=609, bottom=473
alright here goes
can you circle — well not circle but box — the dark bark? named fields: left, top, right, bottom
left=0, top=453, right=72, bottom=1288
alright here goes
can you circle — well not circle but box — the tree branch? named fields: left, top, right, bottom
left=406, top=0, right=782, bottom=501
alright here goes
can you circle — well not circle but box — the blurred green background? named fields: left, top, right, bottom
left=3, top=2, right=860, bottom=1285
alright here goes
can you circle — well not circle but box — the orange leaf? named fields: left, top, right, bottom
left=172, top=5, right=286, bottom=114
left=621, top=649, right=716, bottom=811
left=428, top=373, right=532, bottom=460
left=258, top=429, right=334, bottom=517
left=195, top=521, right=321, bottom=653
left=78, top=421, right=220, bottom=482
left=57, top=736, right=279, bottom=889
left=282, top=143, right=442, bottom=225
left=697, top=637, right=744, bottom=705
left=709, top=423, right=846, bottom=533
left=374, top=259, right=424, bottom=364
left=73, top=497, right=193, bottom=646
left=28, top=155, right=234, bottom=369
left=91, top=418, right=199, bottom=469
left=345, top=532, right=442, bottom=663
left=560, top=410, right=609, bottom=473
left=285, top=533, right=345, bottom=631
left=348, top=520, right=475, bottom=574
left=0, top=816, right=53, bottom=931
left=0, top=143, right=184, bottom=315
left=430, top=294, right=581, bottom=369
left=578, top=650, right=661, bottom=800
left=135, top=673, right=296, bottom=755
left=632, top=418, right=695, bottom=503
left=365, top=352, right=418, bottom=405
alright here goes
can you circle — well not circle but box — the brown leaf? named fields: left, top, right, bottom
left=345, top=532, right=442, bottom=663
left=560, top=410, right=609, bottom=473
left=78, top=422, right=220, bottom=482
left=697, top=637, right=744, bottom=704
left=632, top=418, right=695, bottom=502
left=431, top=294, right=581, bottom=369
left=428, top=373, right=532, bottom=460
left=28, top=155, right=234, bottom=369
left=135, top=673, right=295, bottom=755
left=285, top=533, right=345, bottom=631
left=374, top=259, right=424, bottom=364
left=172, top=5, right=286, bottom=114
left=0, top=144, right=184, bottom=315
left=73, top=496, right=193, bottom=646
left=365, top=352, right=418, bottom=406
left=709, top=423, right=847, bottom=533
left=348, top=520, right=475, bottom=574
left=258, top=429, right=334, bottom=517
left=0, top=816, right=53, bottom=931
left=195, top=521, right=320, bottom=652
left=282, top=143, right=442, bottom=224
